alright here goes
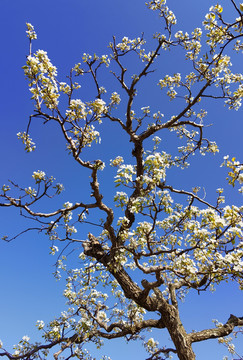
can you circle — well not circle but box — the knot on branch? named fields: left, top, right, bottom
left=141, top=276, right=164, bottom=290
left=139, top=277, right=164, bottom=303
left=82, top=233, right=106, bottom=261
left=228, top=314, right=243, bottom=326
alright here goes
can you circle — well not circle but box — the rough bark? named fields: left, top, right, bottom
left=189, top=314, right=243, bottom=343
left=152, top=288, right=195, bottom=360
left=83, top=233, right=197, bottom=360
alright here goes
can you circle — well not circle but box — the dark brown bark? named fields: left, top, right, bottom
left=152, top=288, right=196, bottom=360
left=83, top=233, right=197, bottom=360
left=188, top=314, right=243, bottom=343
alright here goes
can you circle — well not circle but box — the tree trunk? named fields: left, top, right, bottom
left=83, top=236, right=196, bottom=359
left=164, top=311, right=195, bottom=360
left=155, top=290, right=196, bottom=360
left=169, top=328, right=195, bottom=360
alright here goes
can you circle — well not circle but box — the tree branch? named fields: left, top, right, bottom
left=188, top=314, right=243, bottom=344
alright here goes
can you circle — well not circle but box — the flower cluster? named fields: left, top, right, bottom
left=114, top=191, right=128, bottom=209
left=32, top=170, right=46, bottom=183
left=89, top=98, right=106, bottom=117
left=116, top=37, right=145, bottom=52
left=100, top=54, right=110, bottom=67
left=50, top=245, right=59, bottom=255
left=25, top=187, right=37, bottom=198
left=110, top=92, right=121, bottom=105
left=82, top=53, right=110, bottom=68
left=158, top=73, right=181, bottom=100
left=175, top=28, right=202, bottom=60
left=146, top=0, right=177, bottom=25
left=66, top=99, right=88, bottom=121
left=115, top=164, right=136, bottom=186
left=54, top=183, right=65, bottom=194
left=59, top=82, right=71, bottom=94
left=72, top=62, right=84, bottom=76
left=82, top=53, right=93, bottom=63
left=17, top=132, right=36, bottom=152
left=141, top=106, right=150, bottom=115
left=1, top=185, right=10, bottom=194
left=221, top=156, right=243, bottom=192
left=63, top=201, right=73, bottom=223
left=110, top=156, right=124, bottom=167
left=203, top=6, right=231, bottom=51
left=26, top=22, right=37, bottom=40
left=143, top=151, right=171, bottom=185
left=23, top=46, right=59, bottom=110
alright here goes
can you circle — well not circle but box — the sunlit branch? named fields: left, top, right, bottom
left=188, top=314, right=243, bottom=343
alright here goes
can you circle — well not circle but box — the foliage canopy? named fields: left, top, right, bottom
left=1, top=1, right=243, bottom=359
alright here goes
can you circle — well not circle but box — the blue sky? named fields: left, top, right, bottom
left=0, top=0, right=243, bottom=359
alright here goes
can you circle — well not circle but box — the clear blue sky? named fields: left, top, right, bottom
left=0, top=0, right=243, bottom=359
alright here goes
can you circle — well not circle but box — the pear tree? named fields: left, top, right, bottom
left=1, top=1, right=243, bottom=359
